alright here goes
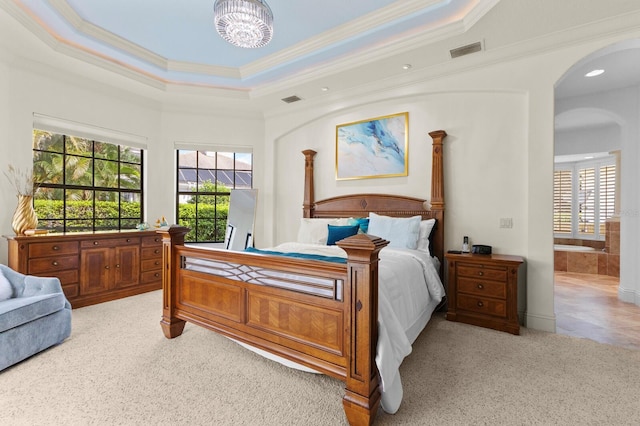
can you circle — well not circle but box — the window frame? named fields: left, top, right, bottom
left=176, top=150, right=253, bottom=243
left=32, top=131, right=145, bottom=232
left=553, top=156, right=616, bottom=240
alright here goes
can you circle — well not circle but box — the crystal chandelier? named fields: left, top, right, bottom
left=213, top=0, right=273, bottom=49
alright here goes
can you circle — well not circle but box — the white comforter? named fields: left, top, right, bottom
left=264, top=242, right=446, bottom=413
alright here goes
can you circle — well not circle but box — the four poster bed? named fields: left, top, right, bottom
left=159, top=130, right=447, bottom=425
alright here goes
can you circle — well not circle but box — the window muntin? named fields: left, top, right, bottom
left=177, top=150, right=252, bottom=243
left=32, top=130, right=144, bottom=232
left=553, top=158, right=616, bottom=240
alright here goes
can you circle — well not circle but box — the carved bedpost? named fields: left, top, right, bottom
left=337, top=234, right=389, bottom=426
left=429, top=130, right=446, bottom=211
left=428, top=130, right=447, bottom=277
left=158, top=225, right=190, bottom=339
left=302, top=150, right=317, bottom=218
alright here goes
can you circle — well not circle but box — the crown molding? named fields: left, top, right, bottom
left=48, top=0, right=168, bottom=69
left=240, top=0, right=446, bottom=78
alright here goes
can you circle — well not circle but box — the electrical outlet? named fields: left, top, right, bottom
left=500, top=218, right=513, bottom=228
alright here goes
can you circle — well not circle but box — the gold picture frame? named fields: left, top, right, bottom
left=335, top=112, right=408, bottom=180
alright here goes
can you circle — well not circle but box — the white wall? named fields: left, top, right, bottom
left=555, top=124, right=621, bottom=157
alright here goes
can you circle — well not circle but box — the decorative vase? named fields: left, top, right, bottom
left=12, top=195, right=38, bottom=235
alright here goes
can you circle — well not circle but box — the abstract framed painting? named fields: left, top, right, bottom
left=335, top=112, right=408, bottom=180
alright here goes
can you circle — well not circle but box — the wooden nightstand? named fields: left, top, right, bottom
left=445, top=253, right=524, bottom=335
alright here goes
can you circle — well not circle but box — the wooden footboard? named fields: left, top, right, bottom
left=159, top=226, right=388, bottom=426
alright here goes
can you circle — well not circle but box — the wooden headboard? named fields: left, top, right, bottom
left=301, top=130, right=447, bottom=276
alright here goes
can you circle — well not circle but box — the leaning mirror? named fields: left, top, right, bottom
left=224, top=189, right=258, bottom=251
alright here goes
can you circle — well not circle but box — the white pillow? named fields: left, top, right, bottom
left=0, top=269, right=13, bottom=301
left=367, top=213, right=421, bottom=250
left=417, top=219, right=437, bottom=254
left=296, top=218, right=351, bottom=245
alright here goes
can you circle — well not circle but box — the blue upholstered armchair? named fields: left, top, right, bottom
left=0, top=264, right=71, bottom=371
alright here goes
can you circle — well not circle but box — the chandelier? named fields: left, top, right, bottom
left=213, top=0, right=274, bottom=49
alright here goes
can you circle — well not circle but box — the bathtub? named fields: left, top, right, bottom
left=554, top=244, right=596, bottom=252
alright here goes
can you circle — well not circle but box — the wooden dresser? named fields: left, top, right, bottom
left=445, top=252, right=524, bottom=335
left=5, top=230, right=163, bottom=308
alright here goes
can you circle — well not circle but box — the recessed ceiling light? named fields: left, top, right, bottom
left=321, top=87, right=329, bottom=92
left=585, top=156, right=594, bottom=159
left=402, top=64, right=412, bottom=70
left=585, top=69, right=604, bottom=77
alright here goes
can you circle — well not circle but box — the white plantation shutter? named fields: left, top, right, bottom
left=554, top=170, right=572, bottom=234
left=554, top=158, right=616, bottom=240
left=578, top=167, right=595, bottom=235
left=599, top=165, right=616, bottom=234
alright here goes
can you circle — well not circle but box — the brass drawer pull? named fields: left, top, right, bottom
left=477, top=301, right=484, bottom=307
left=93, top=241, right=99, bottom=245
left=105, top=265, right=110, bottom=270
left=154, top=272, right=160, bottom=277
left=477, top=271, right=484, bottom=276
left=52, top=261, right=59, bottom=266
left=52, top=245, right=60, bottom=251
left=126, top=238, right=131, bottom=243
left=477, top=283, right=484, bottom=290
left=155, top=238, right=161, bottom=242
left=154, top=261, right=160, bottom=265
left=154, top=249, right=160, bottom=254
left=116, top=264, right=120, bottom=268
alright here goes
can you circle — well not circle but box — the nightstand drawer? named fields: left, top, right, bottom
left=457, top=294, right=506, bottom=318
left=458, top=277, right=506, bottom=299
left=457, top=263, right=507, bottom=281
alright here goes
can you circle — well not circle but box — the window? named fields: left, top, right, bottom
left=32, top=130, right=144, bottom=232
left=176, top=150, right=252, bottom=243
left=553, top=158, right=616, bottom=239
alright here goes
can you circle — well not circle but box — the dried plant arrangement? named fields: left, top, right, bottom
left=3, top=165, right=38, bottom=196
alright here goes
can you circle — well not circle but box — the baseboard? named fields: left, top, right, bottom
left=618, top=286, right=640, bottom=305
left=524, top=311, right=556, bottom=333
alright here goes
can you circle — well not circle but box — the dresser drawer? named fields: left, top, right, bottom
left=458, top=277, right=506, bottom=299
left=28, top=241, right=79, bottom=258
left=141, top=258, right=162, bottom=271
left=43, top=269, right=79, bottom=286
left=142, top=235, right=163, bottom=246
left=457, top=263, right=507, bottom=282
left=141, top=246, right=162, bottom=259
left=457, top=294, right=506, bottom=318
left=29, top=256, right=79, bottom=274
left=81, top=236, right=140, bottom=248
left=141, top=269, right=162, bottom=283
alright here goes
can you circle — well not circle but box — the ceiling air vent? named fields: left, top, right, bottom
left=449, top=41, right=483, bottom=59
left=281, top=95, right=302, bottom=104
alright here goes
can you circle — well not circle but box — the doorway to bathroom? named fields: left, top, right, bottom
left=554, top=39, right=640, bottom=350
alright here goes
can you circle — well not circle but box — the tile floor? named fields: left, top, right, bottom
left=555, top=271, right=640, bottom=351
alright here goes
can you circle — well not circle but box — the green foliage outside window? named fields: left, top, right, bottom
left=178, top=180, right=230, bottom=242
left=32, top=129, right=143, bottom=232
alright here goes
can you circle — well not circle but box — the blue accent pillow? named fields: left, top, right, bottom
left=326, top=224, right=360, bottom=245
left=348, top=217, right=369, bottom=233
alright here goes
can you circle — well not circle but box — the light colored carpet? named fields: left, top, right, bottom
left=2, top=290, right=640, bottom=425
